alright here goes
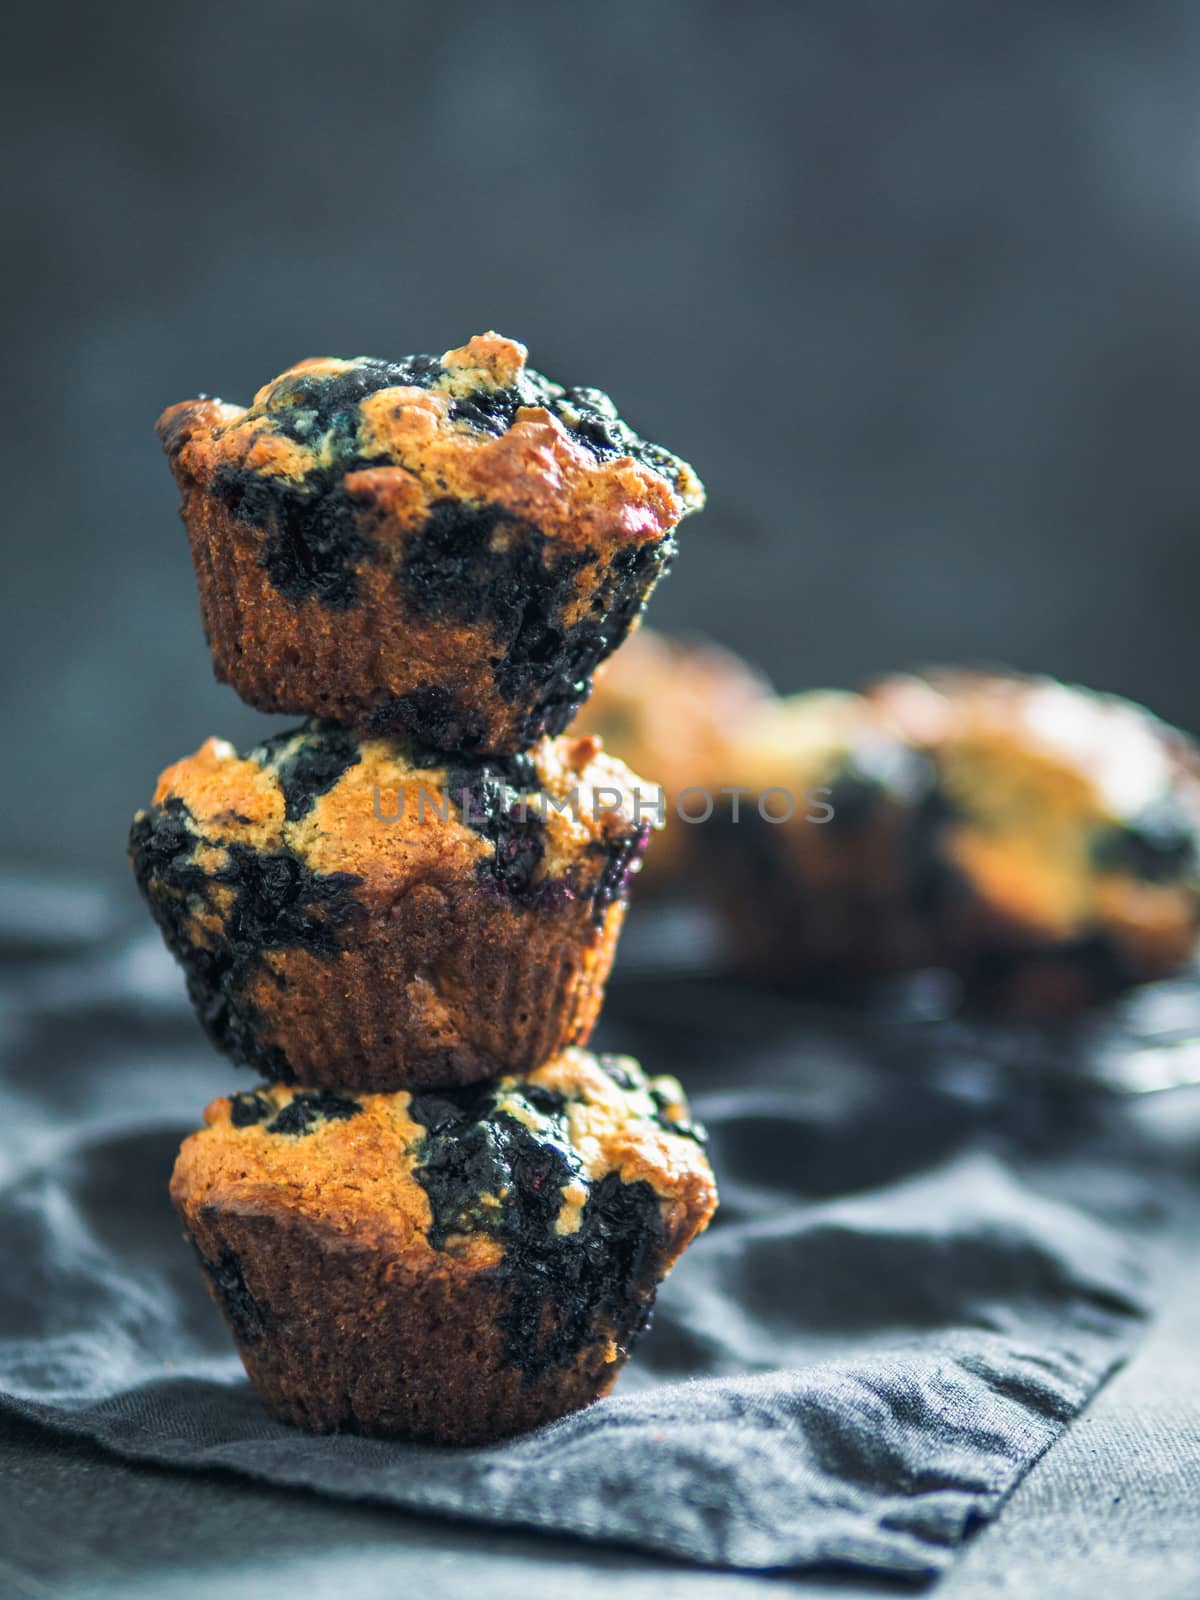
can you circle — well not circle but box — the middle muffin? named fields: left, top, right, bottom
left=129, top=723, right=651, bottom=1091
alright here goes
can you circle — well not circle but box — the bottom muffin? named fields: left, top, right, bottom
left=171, top=1050, right=717, bottom=1444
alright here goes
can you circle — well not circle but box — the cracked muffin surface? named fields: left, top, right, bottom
left=171, top=1050, right=717, bottom=1442
left=130, top=722, right=651, bottom=1089
left=159, top=332, right=704, bottom=752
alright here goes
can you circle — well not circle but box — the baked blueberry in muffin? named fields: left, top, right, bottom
left=170, top=1050, right=717, bottom=1443
left=158, top=333, right=704, bottom=753
left=572, top=628, right=774, bottom=890
left=705, top=690, right=938, bottom=981
left=869, top=670, right=1200, bottom=1012
left=130, top=723, right=651, bottom=1089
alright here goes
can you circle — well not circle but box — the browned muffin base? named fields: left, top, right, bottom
left=238, top=886, right=627, bottom=1091
left=177, top=1184, right=681, bottom=1444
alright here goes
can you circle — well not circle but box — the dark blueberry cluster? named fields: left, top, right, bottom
left=128, top=796, right=364, bottom=1077
left=489, top=532, right=670, bottom=743
left=409, top=1078, right=665, bottom=1379
left=192, top=1243, right=268, bottom=1345
left=229, top=1089, right=272, bottom=1127
left=228, top=1088, right=363, bottom=1135
left=1092, top=801, right=1199, bottom=884
left=596, top=1056, right=707, bottom=1145
left=265, top=355, right=444, bottom=445
left=591, top=827, right=652, bottom=926
left=646, top=1082, right=707, bottom=1146
left=397, top=497, right=672, bottom=736
left=266, top=1090, right=362, bottom=1135
left=363, top=685, right=491, bottom=751
left=436, top=744, right=649, bottom=914
left=254, top=724, right=363, bottom=821
left=255, top=349, right=687, bottom=485
left=210, top=355, right=684, bottom=652
left=440, top=750, right=549, bottom=900
left=213, top=466, right=370, bottom=610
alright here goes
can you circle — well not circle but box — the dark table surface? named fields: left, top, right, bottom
left=2, top=1185, right=1197, bottom=1600
left=2, top=887, right=1199, bottom=1599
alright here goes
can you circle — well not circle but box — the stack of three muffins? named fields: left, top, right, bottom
left=130, top=334, right=717, bottom=1443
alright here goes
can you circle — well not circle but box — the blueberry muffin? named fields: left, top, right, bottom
left=705, top=691, right=937, bottom=982
left=158, top=333, right=704, bottom=753
left=870, top=670, right=1200, bottom=1012
left=170, top=1051, right=717, bottom=1443
left=130, top=724, right=650, bottom=1089
left=572, top=629, right=774, bottom=890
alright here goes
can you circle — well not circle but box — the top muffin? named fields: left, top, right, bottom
left=159, top=333, right=704, bottom=754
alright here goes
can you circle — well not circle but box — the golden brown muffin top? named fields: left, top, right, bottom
left=140, top=721, right=650, bottom=907
left=171, top=1049, right=716, bottom=1269
left=157, top=332, right=704, bottom=550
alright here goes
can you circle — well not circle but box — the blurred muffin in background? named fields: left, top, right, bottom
left=868, top=670, right=1200, bottom=1013
left=572, top=629, right=774, bottom=888
left=704, top=690, right=937, bottom=982
left=575, top=631, right=1200, bottom=1014
left=704, top=666, right=1200, bottom=1014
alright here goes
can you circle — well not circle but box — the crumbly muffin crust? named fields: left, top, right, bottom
left=159, top=333, right=704, bottom=752
left=130, top=724, right=651, bottom=1087
left=171, top=1051, right=717, bottom=1441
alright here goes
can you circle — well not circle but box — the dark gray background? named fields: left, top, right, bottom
left=4, top=0, right=1200, bottom=886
